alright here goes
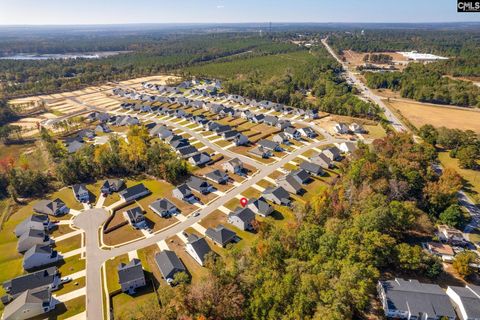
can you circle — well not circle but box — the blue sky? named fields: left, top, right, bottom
left=0, top=0, right=478, bottom=24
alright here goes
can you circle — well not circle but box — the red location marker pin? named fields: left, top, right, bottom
left=240, top=197, right=248, bottom=208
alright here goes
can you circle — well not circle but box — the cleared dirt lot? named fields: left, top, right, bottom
left=384, top=99, right=480, bottom=132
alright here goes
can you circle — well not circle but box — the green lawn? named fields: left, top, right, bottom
left=54, top=234, right=82, bottom=254
left=105, top=254, right=129, bottom=293
left=59, top=255, right=86, bottom=277
left=56, top=296, right=85, bottom=320
left=112, top=286, right=158, bottom=320
left=438, top=152, right=480, bottom=204
left=56, top=277, right=86, bottom=296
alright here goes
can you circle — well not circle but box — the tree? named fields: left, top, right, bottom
left=453, top=251, right=478, bottom=278
left=418, top=125, right=438, bottom=145
left=456, top=145, right=478, bottom=169
left=439, top=204, right=467, bottom=228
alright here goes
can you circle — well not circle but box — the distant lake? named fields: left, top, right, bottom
left=0, top=51, right=129, bottom=60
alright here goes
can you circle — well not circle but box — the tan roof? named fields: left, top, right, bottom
left=428, top=242, right=454, bottom=256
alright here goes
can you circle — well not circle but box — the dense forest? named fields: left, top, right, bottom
left=117, top=134, right=466, bottom=320
left=0, top=34, right=299, bottom=97
left=186, top=47, right=380, bottom=119
left=364, top=64, right=480, bottom=107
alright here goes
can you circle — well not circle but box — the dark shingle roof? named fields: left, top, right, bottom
left=188, top=236, right=212, bottom=265
left=149, top=198, right=177, bottom=213
left=119, top=183, right=150, bottom=200
left=155, top=250, right=186, bottom=281
left=205, top=225, right=236, bottom=246
left=3, top=267, right=58, bottom=297
left=118, top=259, right=144, bottom=285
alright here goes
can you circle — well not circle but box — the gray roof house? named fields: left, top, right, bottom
left=177, top=145, right=199, bottom=159
left=377, top=278, right=456, bottom=320
left=205, top=225, right=237, bottom=247
left=186, top=176, right=213, bottom=195
left=23, top=245, right=58, bottom=271
left=234, top=134, right=249, bottom=146
left=188, top=152, right=211, bottom=167
left=2, top=287, right=55, bottom=320
left=290, top=169, right=311, bottom=185
left=251, top=114, right=265, bottom=123
left=222, top=158, right=243, bottom=174
left=17, top=229, right=52, bottom=254
left=299, top=161, right=324, bottom=176
left=228, top=207, right=256, bottom=231
left=2, top=267, right=60, bottom=301
left=310, top=152, right=333, bottom=169
left=118, top=259, right=146, bottom=294
left=186, top=234, right=212, bottom=266
left=123, top=207, right=147, bottom=229
left=67, top=140, right=85, bottom=154
left=272, top=132, right=289, bottom=145
left=205, top=170, right=229, bottom=184
left=248, top=197, right=274, bottom=217
left=338, top=142, right=357, bottom=154
left=284, top=127, right=301, bottom=140
left=262, top=186, right=291, bottom=206
left=119, top=184, right=150, bottom=202
left=149, top=198, right=178, bottom=218
left=446, top=285, right=480, bottom=320
left=277, top=174, right=302, bottom=195
left=33, top=199, right=68, bottom=217
left=172, top=184, right=195, bottom=203
left=298, top=127, right=317, bottom=138
left=249, top=146, right=272, bottom=159
left=258, top=139, right=281, bottom=152
left=263, top=115, right=278, bottom=126
left=15, top=215, right=51, bottom=238
left=72, top=184, right=89, bottom=203
left=158, top=128, right=174, bottom=140
left=101, top=179, right=124, bottom=195
left=323, top=147, right=342, bottom=161
left=155, top=250, right=187, bottom=285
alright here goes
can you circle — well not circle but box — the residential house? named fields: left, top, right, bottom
left=188, top=152, right=211, bottom=167
left=437, top=225, right=465, bottom=245
left=17, top=229, right=52, bottom=254
left=248, top=197, right=273, bottom=217
left=213, top=125, right=231, bottom=135
left=228, top=207, right=256, bottom=231
left=2, top=287, right=55, bottom=320
left=249, top=146, right=272, bottom=159
left=446, top=285, right=480, bottom=320
left=323, top=147, right=342, bottom=161
left=310, top=152, right=333, bottom=169
left=123, top=207, right=147, bottom=229
left=95, top=123, right=111, bottom=134
left=272, top=132, right=289, bottom=145
left=290, top=169, right=311, bottom=185
left=377, top=278, right=456, bottom=320
left=66, top=140, right=85, bottom=154
left=349, top=123, right=365, bottom=133
left=170, top=138, right=190, bottom=150
left=338, top=142, right=357, bottom=154
left=305, top=109, right=319, bottom=119
left=186, top=176, right=213, bottom=195
left=234, top=134, right=249, bottom=146
left=276, top=120, right=291, bottom=130
left=222, top=130, right=240, bottom=141
left=177, top=145, right=199, bottom=159
left=258, top=139, right=281, bottom=152
left=2, top=267, right=60, bottom=301
left=298, top=127, right=317, bottom=138
left=263, top=115, right=278, bottom=126
left=155, top=250, right=187, bottom=285
left=149, top=198, right=178, bottom=218
left=251, top=114, right=265, bottom=123
left=118, top=259, right=146, bottom=294
left=158, top=128, right=173, bottom=140
left=172, top=184, right=195, bottom=203
left=277, top=174, right=302, bottom=194
left=205, top=170, right=229, bottom=184
left=119, top=184, right=151, bottom=202
left=205, top=225, right=237, bottom=247
left=185, top=234, right=212, bottom=266
left=426, top=242, right=455, bottom=262
left=72, top=184, right=89, bottom=203
left=14, top=215, right=51, bottom=238
left=299, top=161, right=324, bottom=176
left=23, top=245, right=58, bottom=270
left=284, top=127, right=301, bottom=140
left=33, top=199, right=68, bottom=217
left=222, top=158, right=244, bottom=174
left=333, top=123, right=349, bottom=134
left=100, top=179, right=124, bottom=195
left=262, top=186, right=291, bottom=206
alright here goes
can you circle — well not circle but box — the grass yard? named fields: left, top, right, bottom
left=51, top=224, right=76, bottom=238
left=112, top=286, right=158, bottom=320
left=438, top=152, right=480, bottom=204
left=384, top=99, right=480, bottom=133
left=103, top=192, right=120, bottom=207
left=242, top=187, right=262, bottom=200
left=56, top=277, right=86, bottom=296
left=105, top=254, right=129, bottom=293
left=167, top=235, right=209, bottom=282
left=54, top=234, right=82, bottom=254
left=49, top=296, right=86, bottom=320
left=50, top=187, right=83, bottom=211
left=59, top=255, right=86, bottom=277
left=363, top=124, right=387, bottom=139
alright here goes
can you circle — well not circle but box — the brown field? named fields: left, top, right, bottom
left=342, top=50, right=408, bottom=70
left=384, top=99, right=480, bottom=132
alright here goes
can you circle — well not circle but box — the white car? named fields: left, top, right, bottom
left=61, top=277, right=72, bottom=284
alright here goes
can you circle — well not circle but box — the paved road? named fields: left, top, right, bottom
left=321, top=38, right=407, bottom=133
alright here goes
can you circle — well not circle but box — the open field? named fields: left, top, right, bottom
left=438, top=152, right=480, bottom=204
left=384, top=99, right=480, bottom=132
left=342, top=50, right=408, bottom=70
